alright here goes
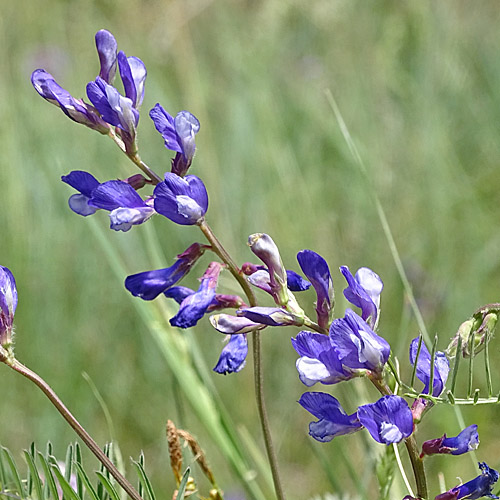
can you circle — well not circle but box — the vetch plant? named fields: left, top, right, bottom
left=1, top=28, right=500, bottom=500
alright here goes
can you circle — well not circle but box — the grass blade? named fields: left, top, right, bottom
left=176, top=468, right=191, bottom=500
left=37, top=452, right=59, bottom=500
left=51, top=465, right=81, bottom=500
left=1, top=447, right=25, bottom=499
left=130, top=456, right=155, bottom=500
left=74, top=462, right=100, bottom=500
left=95, top=472, right=120, bottom=500
left=23, top=449, right=43, bottom=500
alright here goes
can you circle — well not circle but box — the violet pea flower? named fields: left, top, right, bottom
left=247, top=268, right=310, bottom=295
left=297, top=250, right=334, bottom=330
left=340, top=265, right=383, bottom=329
left=298, top=392, right=362, bottom=442
left=237, top=307, right=300, bottom=327
left=125, top=243, right=206, bottom=300
left=421, top=424, right=479, bottom=458
left=95, top=30, right=118, bottom=84
left=88, top=180, right=154, bottom=232
left=118, top=51, right=146, bottom=109
left=86, top=77, right=139, bottom=152
left=209, top=314, right=265, bottom=335
left=169, top=262, right=222, bottom=329
left=61, top=170, right=100, bottom=216
left=435, top=462, right=499, bottom=500
left=150, top=104, right=200, bottom=177
left=0, top=266, right=17, bottom=347
left=31, top=70, right=109, bottom=134
left=357, top=395, right=414, bottom=445
left=153, top=173, right=208, bottom=225
left=410, top=337, right=450, bottom=397
left=292, top=331, right=355, bottom=386
left=213, top=334, right=248, bottom=375
left=330, top=309, right=390, bottom=374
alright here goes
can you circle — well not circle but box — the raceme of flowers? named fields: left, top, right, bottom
left=27, top=29, right=499, bottom=500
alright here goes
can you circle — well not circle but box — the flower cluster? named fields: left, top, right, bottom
left=28, top=29, right=500, bottom=500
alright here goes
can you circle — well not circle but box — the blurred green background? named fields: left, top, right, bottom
left=1, top=1, right=500, bottom=498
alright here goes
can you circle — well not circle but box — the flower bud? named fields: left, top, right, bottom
left=248, top=233, right=288, bottom=307
left=447, top=304, right=500, bottom=358
left=0, top=266, right=17, bottom=347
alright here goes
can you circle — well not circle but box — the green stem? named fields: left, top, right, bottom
left=107, top=129, right=162, bottom=185
left=369, top=374, right=428, bottom=499
left=404, top=436, right=428, bottom=500
left=0, top=349, right=143, bottom=500
left=197, top=219, right=286, bottom=500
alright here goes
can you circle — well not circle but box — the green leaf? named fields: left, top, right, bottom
left=176, top=467, right=191, bottom=500
left=37, top=452, right=59, bottom=500
left=95, top=472, right=120, bottom=500
left=74, top=443, right=84, bottom=500
left=74, top=462, right=99, bottom=500
left=51, top=465, right=81, bottom=500
left=2, top=446, right=26, bottom=499
left=130, top=456, right=155, bottom=500
left=376, top=444, right=396, bottom=500
left=64, top=444, right=73, bottom=485
left=23, top=449, right=44, bottom=500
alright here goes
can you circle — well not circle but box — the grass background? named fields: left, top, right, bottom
left=1, top=1, right=500, bottom=498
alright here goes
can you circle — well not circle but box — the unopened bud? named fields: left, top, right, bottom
left=0, top=266, right=17, bottom=348
left=447, top=304, right=499, bottom=358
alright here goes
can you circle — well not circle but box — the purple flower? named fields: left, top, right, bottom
left=118, top=51, right=147, bottom=109
left=410, top=337, right=450, bottom=397
left=125, top=243, right=206, bottom=300
left=209, top=314, right=265, bottom=334
left=286, top=270, right=311, bottom=291
left=421, top=425, right=479, bottom=458
left=95, top=30, right=118, bottom=84
left=297, top=250, right=334, bottom=330
left=150, top=104, right=200, bottom=177
left=435, top=462, right=499, bottom=500
left=213, top=334, right=248, bottom=375
left=298, top=392, right=362, bottom=442
left=88, top=180, right=154, bottom=231
left=153, top=173, right=208, bottom=225
left=86, top=77, right=139, bottom=152
left=357, top=395, right=413, bottom=444
left=237, top=307, right=300, bottom=327
left=0, top=266, right=17, bottom=346
left=61, top=170, right=100, bottom=216
left=330, top=309, right=390, bottom=374
left=292, top=331, right=354, bottom=386
left=169, top=262, right=222, bottom=328
left=31, top=70, right=109, bottom=133
left=340, top=266, right=383, bottom=329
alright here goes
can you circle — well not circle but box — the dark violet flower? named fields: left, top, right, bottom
left=31, top=69, right=109, bottom=133
left=410, top=337, right=450, bottom=397
left=330, top=309, right=390, bottom=374
left=237, top=307, right=300, bottom=327
left=88, top=180, right=154, bottom=231
left=340, top=265, right=383, bottom=329
left=287, top=270, right=311, bottom=291
left=169, top=262, right=222, bottom=329
left=0, top=266, right=17, bottom=346
left=118, top=51, right=147, bottom=109
left=297, top=250, right=334, bottom=330
left=210, top=314, right=265, bottom=334
left=292, top=331, right=354, bottom=386
left=86, top=77, right=139, bottom=152
left=153, top=173, right=208, bottom=225
left=298, top=392, right=362, bottom=442
left=247, top=268, right=310, bottom=295
left=125, top=243, right=206, bottom=300
left=95, top=30, right=117, bottom=84
left=61, top=170, right=100, bottom=216
left=357, top=395, right=413, bottom=445
left=435, top=462, right=499, bottom=500
left=164, top=286, right=195, bottom=304
left=150, top=104, right=200, bottom=176
left=421, top=425, right=479, bottom=458
left=213, top=334, right=248, bottom=375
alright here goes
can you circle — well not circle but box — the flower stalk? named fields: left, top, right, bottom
left=197, top=218, right=286, bottom=500
left=0, top=347, right=143, bottom=500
